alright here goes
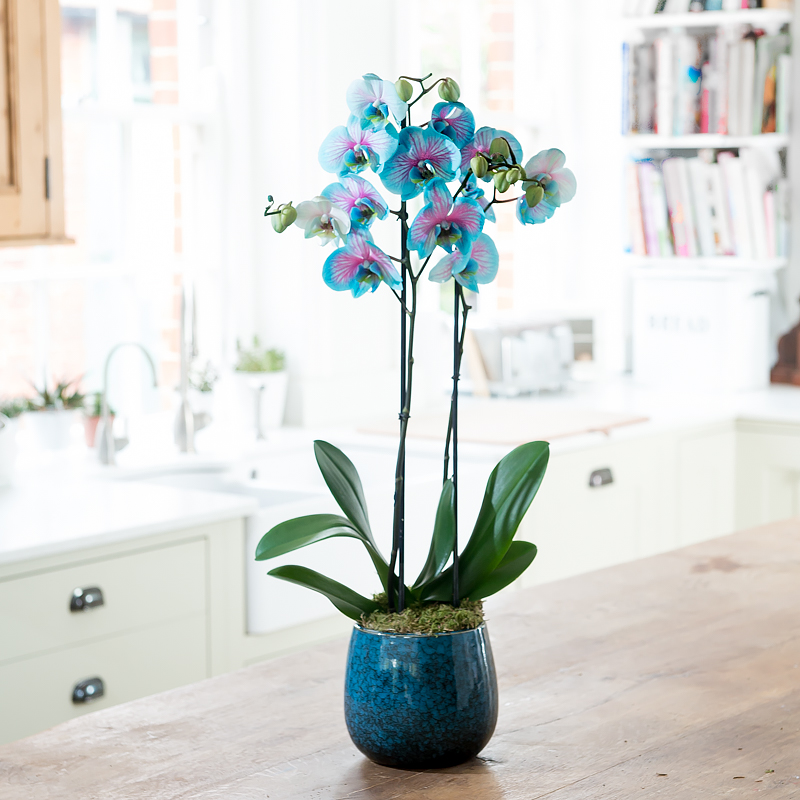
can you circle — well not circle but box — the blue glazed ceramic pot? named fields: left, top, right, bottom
left=344, top=624, right=498, bottom=769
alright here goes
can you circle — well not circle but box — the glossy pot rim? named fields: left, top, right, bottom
left=352, top=622, right=486, bottom=639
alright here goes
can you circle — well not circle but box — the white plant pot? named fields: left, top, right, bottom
left=234, top=370, right=289, bottom=435
left=23, top=409, right=83, bottom=451
left=0, top=414, right=18, bottom=486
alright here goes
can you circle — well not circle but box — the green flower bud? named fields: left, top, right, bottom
left=506, top=167, right=521, bottom=184
left=494, top=172, right=510, bottom=194
left=271, top=214, right=288, bottom=233
left=438, top=77, right=461, bottom=103
left=526, top=184, right=545, bottom=208
left=470, top=154, right=489, bottom=179
left=280, top=204, right=297, bottom=226
left=395, top=78, right=413, bottom=103
left=489, top=137, right=510, bottom=158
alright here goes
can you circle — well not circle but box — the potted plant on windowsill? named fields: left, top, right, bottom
left=257, top=72, right=575, bottom=768
left=23, top=377, right=85, bottom=451
left=234, top=337, right=288, bottom=436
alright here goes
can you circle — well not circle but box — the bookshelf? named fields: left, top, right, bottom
left=621, top=5, right=797, bottom=389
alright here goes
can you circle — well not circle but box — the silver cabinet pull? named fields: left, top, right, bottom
left=589, top=468, right=613, bottom=488
left=72, top=677, right=104, bottom=704
left=70, top=586, right=104, bottom=612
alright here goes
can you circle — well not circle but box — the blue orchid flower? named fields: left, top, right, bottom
left=461, top=174, right=496, bottom=223
left=428, top=233, right=499, bottom=292
left=521, top=148, right=577, bottom=208
left=380, top=126, right=461, bottom=201
left=319, top=116, right=399, bottom=177
left=460, top=126, right=524, bottom=180
left=516, top=196, right=557, bottom=225
left=430, top=102, right=475, bottom=149
left=322, top=232, right=401, bottom=298
left=321, top=176, right=388, bottom=230
left=347, top=73, right=408, bottom=129
left=407, top=177, right=484, bottom=258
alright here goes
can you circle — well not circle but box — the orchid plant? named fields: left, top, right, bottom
left=257, top=73, right=576, bottom=622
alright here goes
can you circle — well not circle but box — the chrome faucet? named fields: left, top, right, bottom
left=174, top=282, right=211, bottom=453
left=98, top=343, right=158, bottom=466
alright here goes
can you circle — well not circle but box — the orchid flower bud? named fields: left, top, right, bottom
left=506, top=167, right=521, bottom=184
left=438, top=77, right=461, bottom=103
left=489, top=137, right=510, bottom=158
left=280, top=203, right=297, bottom=226
left=395, top=78, right=413, bottom=103
left=525, top=184, right=545, bottom=208
left=494, top=172, right=510, bottom=194
left=470, top=154, right=489, bottom=178
left=271, top=215, right=288, bottom=233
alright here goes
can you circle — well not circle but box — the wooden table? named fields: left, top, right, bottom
left=2, top=520, right=800, bottom=799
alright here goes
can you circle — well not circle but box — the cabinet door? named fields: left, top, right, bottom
left=0, top=0, right=64, bottom=241
left=518, top=434, right=676, bottom=588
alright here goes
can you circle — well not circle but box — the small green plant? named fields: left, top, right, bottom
left=189, top=360, right=219, bottom=393
left=235, top=336, right=285, bottom=373
left=86, top=391, right=114, bottom=418
left=0, top=398, right=30, bottom=418
left=29, top=377, right=84, bottom=411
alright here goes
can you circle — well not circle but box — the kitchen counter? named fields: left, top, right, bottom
left=2, top=518, right=798, bottom=799
left=0, top=476, right=256, bottom=568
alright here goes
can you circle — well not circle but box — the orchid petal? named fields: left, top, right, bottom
left=322, top=234, right=400, bottom=297
left=516, top=196, right=557, bottom=225
left=428, top=251, right=462, bottom=283
left=523, top=148, right=566, bottom=175
left=459, top=126, right=523, bottom=179
left=430, top=102, right=476, bottom=148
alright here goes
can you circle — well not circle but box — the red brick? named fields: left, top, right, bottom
left=488, top=69, right=513, bottom=92
left=497, top=295, right=514, bottom=310
left=149, top=19, right=177, bottom=48
left=497, top=269, right=514, bottom=289
left=488, top=40, right=513, bottom=63
left=152, top=0, right=177, bottom=10
left=490, top=12, right=514, bottom=33
left=154, top=89, right=179, bottom=105
left=151, top=54, right=179, bottom=82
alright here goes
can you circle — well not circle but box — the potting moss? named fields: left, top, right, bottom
left=360, top=594, right=484, bottom=634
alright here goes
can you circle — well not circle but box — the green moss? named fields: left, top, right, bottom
left=360, top=594, right=484, bottom=635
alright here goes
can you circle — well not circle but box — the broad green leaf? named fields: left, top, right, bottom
left=268, top=565, right=380, bottom=621
left=412, top=480, right=455, bottom=589
left=465, top=541, right=537, bottom=601
left=314, top=440, right=372, bottom=538
left=255, top=513, right=390, bottom=592
left=418, top=441, right=548, bottom=602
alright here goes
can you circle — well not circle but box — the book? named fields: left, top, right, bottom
left=727, top=39, right=741, bottom=136
left=626, top=162, right=647, bottom=256
left=713, top=32, right=729, bottom=135
left=637, top=161, right=660, bottom=256
left=688, top=158, right=716, bottom=257
left=739, top=37, right=755, bottom=138
left=676, top=157, right=700, bottom=256
left=743, top=163, right=769, bottom=259
left=718, top=151, right=754, bottom=258
left=655, top=37, right=674, bottom=136
left=675, top=35, right=702, bottom=135
left=753, top=34, right=790, bottom=134
left=708, top=162, right=735, bottom=255
left=662, top=158, right=689, bottom=255
left=635, top=44, right=656, bottom=133
left=776, top=178, right=790, bottom=258
left=777, top=54, right=791, bottom=134
left=700, top=62, right=711, bottom=134
left=622, top=42, right=632, bottom=134
left=650, top=168, right=673, bottom=256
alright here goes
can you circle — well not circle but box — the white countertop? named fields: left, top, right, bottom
left=0, top=475, right=256, bottom=568
left=4, top=377, right=800, bottom=570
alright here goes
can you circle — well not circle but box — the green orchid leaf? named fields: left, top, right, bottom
left=464, top=541, right=537, bottom=601
left=255, top=513, right=366, bottom=561
left=255, top=513, right=390, bottom=593
left=267, top=565, right=380, bottom=621
left=314, top=440, right=373, bottom=538
left=418, top=441, right=549, bottom=602
left=413, top=480, right=455, bottom=589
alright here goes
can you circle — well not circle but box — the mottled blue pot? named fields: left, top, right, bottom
left=344, top=624, right=498, bottom=769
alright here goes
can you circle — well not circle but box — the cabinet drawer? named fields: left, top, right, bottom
left=0, top=615, right=207, bottom=745
left=519, top=436, right=674, bottom=586
left=0, top=539, right=206, bottom=664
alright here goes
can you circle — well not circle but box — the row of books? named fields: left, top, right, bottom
left=623, top=29, right=791, bottom=136
left=623, top=0, right=791, bottom=14
left=625, top=150, right=790, bottom=259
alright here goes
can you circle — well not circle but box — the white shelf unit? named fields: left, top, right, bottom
left=622, top=9, right=792, bottom=31
left=624, top=132, right=790, bottom=148
left=621, top=7, right=797, bottom=388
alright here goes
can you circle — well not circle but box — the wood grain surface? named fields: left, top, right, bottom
left=1, top=520, right=799, bottom=798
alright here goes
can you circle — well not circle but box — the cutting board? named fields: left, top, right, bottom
left=359, top=400, right=649, bottom=445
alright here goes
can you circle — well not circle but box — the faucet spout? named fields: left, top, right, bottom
left=99, top=343, right=158, bottom=466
